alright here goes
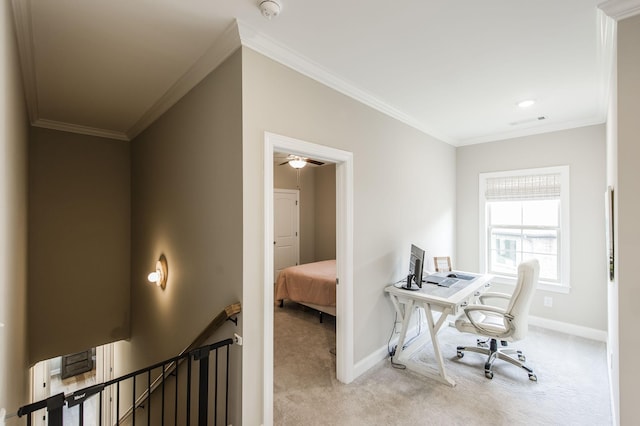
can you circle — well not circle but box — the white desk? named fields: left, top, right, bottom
left=385, top=272, right=492, bottom=386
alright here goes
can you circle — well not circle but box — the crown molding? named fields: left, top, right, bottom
left=599, top=0, right=640, bottom=20
left=11, top=0, right=39, bottom=124
left=31, top=118, right=130, bottom=141
left=33, top=119, right=130, bottom=141
left=126, top=20, right=242, bottom=140
left=236, top=20, right=454, bottom=145
left=456, top=115, right=607, bottom=147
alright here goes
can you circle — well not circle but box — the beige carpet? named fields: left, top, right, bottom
left=274, top=303, right=612, bottom=425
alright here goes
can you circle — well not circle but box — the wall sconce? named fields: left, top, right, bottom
left=148, top=254, right=168, bottom=290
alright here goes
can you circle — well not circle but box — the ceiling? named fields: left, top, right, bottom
left=11, top=0, right=613, bottom=146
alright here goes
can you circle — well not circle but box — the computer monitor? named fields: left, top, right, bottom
left=402, top=244, right=425, bottom=291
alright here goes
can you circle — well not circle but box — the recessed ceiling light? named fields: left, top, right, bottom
left=517, top=99, right=536, bottom=108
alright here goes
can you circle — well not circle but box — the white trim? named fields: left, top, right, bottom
left=359, top=316, right=607, bottom=377
left=596, top=10, right=617, bottom=123
left=33, top=118, right=130, bottom=141
left=479, top=166, right=571, bottom=290
left=126, top=20, right=241, bottom=140
left=490, top=274, right=571, bottom=294
left=599, top=0, right=640, bottom=20
left=263, top=132, right=354, bottom=426
left=529, top=315, right=608, bottom=342
left=354, top=345, right=389, bottom=379
left=457, top=115, right=606, bottom=147
left=237, top=21, right=453, bottom=145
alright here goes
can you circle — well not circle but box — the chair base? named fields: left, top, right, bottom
left=456, top=338, right=537, bottom=381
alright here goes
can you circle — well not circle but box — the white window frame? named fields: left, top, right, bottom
left=479, top=166, right=570, bottom=294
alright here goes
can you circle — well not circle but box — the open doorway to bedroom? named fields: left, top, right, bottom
left=272, top=153, right=337, bottom=422
left=264, top=132, right=354, bottom=423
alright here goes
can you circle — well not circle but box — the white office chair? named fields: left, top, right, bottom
left=454, top=259, right=539, bottom=381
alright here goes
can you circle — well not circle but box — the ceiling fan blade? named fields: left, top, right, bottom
left=279, top=161, right=289, bottom=166
left=306, top=159, right=325, bottom=166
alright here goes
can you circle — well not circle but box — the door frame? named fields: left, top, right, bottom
left=263, top=131, right=354, bottom=423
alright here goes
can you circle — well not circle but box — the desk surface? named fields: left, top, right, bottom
left=385, top=271, right=492, bottom=311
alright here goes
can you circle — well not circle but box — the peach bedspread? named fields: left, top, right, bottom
left=275, top=260, right=336, bottom=307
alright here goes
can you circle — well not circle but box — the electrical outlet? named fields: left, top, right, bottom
left=234, top=333, right=243, bottom=346
left=544, top=296, right=553, bottom=307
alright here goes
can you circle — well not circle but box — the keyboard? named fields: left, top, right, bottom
left=438, top=278, right=458, bottom=288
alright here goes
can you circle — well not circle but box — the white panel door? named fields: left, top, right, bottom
left=274, top=189, right=299, bottom=282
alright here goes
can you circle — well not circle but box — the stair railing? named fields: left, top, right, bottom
left=16, top=302, right=241, bottom=426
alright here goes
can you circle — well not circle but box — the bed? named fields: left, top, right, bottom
left=275, top=259, right=336, bottom=319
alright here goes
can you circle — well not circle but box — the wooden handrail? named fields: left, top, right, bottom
left=120, top=302, right=241, bottom=422
left=181, top=302, right=241, bottom=355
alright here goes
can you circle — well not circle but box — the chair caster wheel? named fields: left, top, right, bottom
left=528, top=373, right=537, bottom=381
left=457, top=351, right=464, bottom=358
left=485, top=370, right=494, bottom=379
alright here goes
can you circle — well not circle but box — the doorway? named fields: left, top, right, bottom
left=29, top=344, right=115, bottom=425
left=263, top=132, right=354, bottom=424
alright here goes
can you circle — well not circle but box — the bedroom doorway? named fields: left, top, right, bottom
left=264, top=132, right=354, bottom=423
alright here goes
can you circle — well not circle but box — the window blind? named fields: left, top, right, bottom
left=485, top=173, right=561, bottom=201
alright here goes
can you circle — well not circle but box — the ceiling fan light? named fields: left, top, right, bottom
left=289, top=159, right=306, bottom=169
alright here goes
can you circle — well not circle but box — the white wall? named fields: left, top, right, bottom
left=456, top=124, right=607, bottom=331
left=241, top=47, right=456, bottom=424
left=616, top=13, right=640, bottom=425
left=0, top=0, right=29, bottom=420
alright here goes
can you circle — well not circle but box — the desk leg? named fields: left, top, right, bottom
left=422, top=303, right=455, bottom=386
left=390, top=296, right=415, bottom=362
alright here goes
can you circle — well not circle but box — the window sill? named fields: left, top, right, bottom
left=489, top=274, right=570, bottom=294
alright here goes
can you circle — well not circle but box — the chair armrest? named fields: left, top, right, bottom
left=463, top=304, right=506, bottom=316
left=478, top=292, right=511, bottom=304
left=462, top=304, right=514, bottom=337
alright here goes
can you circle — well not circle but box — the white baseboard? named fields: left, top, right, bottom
left=528, top=315, right=607, bottom=342
left=353, top=323, right=422, bottom=378
left=353, top=316, right=607, bottom=380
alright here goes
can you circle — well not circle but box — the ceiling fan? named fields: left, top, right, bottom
left=278, top=154, right=325, bottom=169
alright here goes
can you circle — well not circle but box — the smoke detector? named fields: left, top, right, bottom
left=259, top=0, right=281, bottom=19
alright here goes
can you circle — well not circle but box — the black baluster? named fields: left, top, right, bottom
left=147, top=370, right=151, bottom=425
left=195, top=347, right=210, bottom=426
left=187, top=355, right=192, bottom=425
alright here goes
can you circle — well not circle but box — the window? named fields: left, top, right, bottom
left=479, top=166, right=570, bottom=293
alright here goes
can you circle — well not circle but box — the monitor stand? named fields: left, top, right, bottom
left=401, top=274, right=420, bottom=291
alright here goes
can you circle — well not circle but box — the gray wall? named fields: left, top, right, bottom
left=0, top=0, right=30, bottom=417
left=125, top=49, right=243, bottom=424
left=315, top=164, right=337, bottom=261
left=456, top=124, right=607, bottom=331
left=28, top=127, right=131, bottom=363
left=241, top=47, right=456, bottom=423
left=617, top=13, right=640, bottom=424
left=274, top=163, right=336, bottom=263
